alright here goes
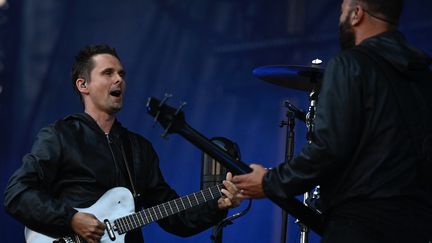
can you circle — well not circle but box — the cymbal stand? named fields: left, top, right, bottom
left=280, top=101, right=306, bottom=243
left=297, top=62, right=320, bottom=243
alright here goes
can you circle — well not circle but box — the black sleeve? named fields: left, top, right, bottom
left=262, top=54, right=364, bottom=200
left=4, top=125, right=77, bottom=237
left=137, top=140, right=227, bottom=237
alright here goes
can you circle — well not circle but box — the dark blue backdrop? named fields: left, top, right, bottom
left=1, top=1, right=431, bottom=242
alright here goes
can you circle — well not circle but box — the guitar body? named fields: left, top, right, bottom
left=25, top=187, right=135, bottom=243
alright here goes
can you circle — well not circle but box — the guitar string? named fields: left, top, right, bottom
left=115, top=184, right=223, bottom=233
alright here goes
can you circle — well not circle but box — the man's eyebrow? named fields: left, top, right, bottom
left=101, top=67, right=114, bottom=73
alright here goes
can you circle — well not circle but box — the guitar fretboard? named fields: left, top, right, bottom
left=114, top=184, right=223, bottom=234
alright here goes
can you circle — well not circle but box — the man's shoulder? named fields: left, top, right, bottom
left=37, top=113, right=91, bottom=136
left=329, top=48, right=369, bottom=67
left=52, top=113, right=85, bottom=128
left=325, top=48, right=375, bottom=79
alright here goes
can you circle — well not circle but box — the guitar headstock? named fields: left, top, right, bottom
left=146, top=95, right=187, bottom=138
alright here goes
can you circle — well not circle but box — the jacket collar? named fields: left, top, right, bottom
left=64, top=112, right=125, bottom=137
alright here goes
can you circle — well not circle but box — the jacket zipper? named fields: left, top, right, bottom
left=106, top=133, right=120, bottom=186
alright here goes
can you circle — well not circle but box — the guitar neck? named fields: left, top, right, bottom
left=114, top=184, right=223, bottom=234
left=178, top=122, right=252, bottom=175
left=146, top=96, right=323, bottom=235
left=172, top=121, right=324, bottom=235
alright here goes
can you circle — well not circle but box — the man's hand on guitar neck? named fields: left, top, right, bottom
left=218, top=172, right=243, bottom=209
left=232, top=164, right=268, bottom=199
left=71, top=211, right=106, bottom=243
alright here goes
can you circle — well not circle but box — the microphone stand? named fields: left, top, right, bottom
left=280, top=100, right=304, bottom=243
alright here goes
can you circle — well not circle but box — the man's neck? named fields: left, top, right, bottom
left=84, top=109, right=116, bottom=134
left=355, top=20, right=394, bottom=45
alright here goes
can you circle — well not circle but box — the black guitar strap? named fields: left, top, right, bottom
left=354, top=45, right=432, bottom=188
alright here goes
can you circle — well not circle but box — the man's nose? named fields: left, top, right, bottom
left=114, top=73, right=124, bottom=83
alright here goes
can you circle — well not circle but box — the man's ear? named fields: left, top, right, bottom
left=351, top=5, right=365, bottom=26
left=76, top=78, right=89, bottom=94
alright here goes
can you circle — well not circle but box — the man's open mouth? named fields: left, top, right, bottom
left=110, top=90, right=122, bottom=97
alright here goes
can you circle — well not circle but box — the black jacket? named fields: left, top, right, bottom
left=4, top=113, right=225, bottom=242
left=263, top=31, right=432, bottom=231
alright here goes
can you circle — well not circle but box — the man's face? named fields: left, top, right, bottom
left=85, top=54, right=126, bottom=114
left=338, top=0, right=356, bottom=50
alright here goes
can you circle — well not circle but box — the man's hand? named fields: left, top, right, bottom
left=218, top=172, right=243, bottom=209
left=71, top=212, right=106, bottom=243
left=232, top=164, right=268, bottom=199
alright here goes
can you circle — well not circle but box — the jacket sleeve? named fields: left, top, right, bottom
left=137, top=139, right=227, bottom=237
left=262, top=54, right=364, bottom=200
left=4, top=125, right=78, bottom=237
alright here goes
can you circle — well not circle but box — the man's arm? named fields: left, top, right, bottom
left=4, top=126, right=78, bottom=237
left=233, top=54, right=364, bottom=201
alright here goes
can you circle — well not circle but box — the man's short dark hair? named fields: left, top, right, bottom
left=71, top=44, right=120, bottom=103
left=354, top=0, right=404, bottom=25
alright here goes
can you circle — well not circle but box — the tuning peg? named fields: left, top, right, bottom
left=161, top=128, right=170, bottom=139
left=159, top=93, right=173, bottom=107
left=160, top=101, right=187, bottom=138
left=175, top=101, right=187, bottom=115
left=153, top=93, right=173, bottom=125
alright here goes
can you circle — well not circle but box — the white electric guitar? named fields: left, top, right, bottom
left=25, top=184, right=223, bottom=243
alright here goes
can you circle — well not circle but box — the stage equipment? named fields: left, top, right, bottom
left=147, top=95, right=323, bottom=237
left=252, top=63, right=323, bottom=92
left=253, top=59, right=323, bottom=243
left=201, top=137, right=241, bottom=243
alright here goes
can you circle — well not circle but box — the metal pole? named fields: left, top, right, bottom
left=280, top=104, right=297, bottom=243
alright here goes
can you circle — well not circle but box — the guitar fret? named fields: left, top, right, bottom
left=167, top=201, right=174, bottom=215
left=181, top=197, right=186, bottom=209
left=193, top=192, right=199, bottom=205
left=162, top=203, right=169, bottom=216
left=131, top=214, right=139, bottom=229
left=207, top=189, right=212, bottom=199
left=127, top=215, right=133, bottom=230
left=138, top=211, right=146, bottom=225
left=114, top=219, right=123, bottom=234
left=129, top=215, right=137, bottom=229
left=149, top=208, right=155, bottom=222
left=121, top=217, right=129, bottom=232
left=200, top=190, right=206, bottom=202
left=154, top=206, right=160, bottom=220
left=209, top=187, right=214, bottom=198
left=157, top=204, right=163, bottom=218
left=151, top=206, right=157, bottom=220
left=174, top=198, right=180, bottom=210
left=214, top=185, right=222, bottom=198
left=118, top=217, right=125, bottom=232
left=128, top=215, right=136, bottom=229
left=174, top=198, right=180, bottom=212
left=143, top=209, right=150, bottom=224
left=121, top=219, right=127, bottom=233
left=125, top=215, right=133, bottom=230
left=186, top=195, right=192, bottom=207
